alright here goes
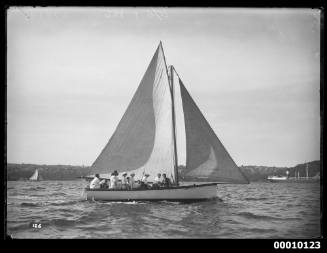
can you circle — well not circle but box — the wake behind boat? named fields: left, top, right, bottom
left=84, top=42, right=249, bottom=201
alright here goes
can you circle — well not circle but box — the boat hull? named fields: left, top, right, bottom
left=84, top=183, right=218, bottom=201
left=267, top=177, right=320, bottom=183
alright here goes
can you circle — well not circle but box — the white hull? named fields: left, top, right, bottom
left=84, top=183, right=218, bottom=201
left=268, top=177, right=320, bottom=183
left=267, top=176, right=287, bottom=182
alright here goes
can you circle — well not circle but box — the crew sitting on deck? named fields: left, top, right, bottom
left=89, top=174, right=101, bottom=189
left=161, top=173, right=171, bottom=188
left=109, top=171, right=119, bottom=189
left=99, top=178, right=106, bottom=188
left=152, top=173, right=162, bottom=189
left=140, top=173, right=150, bottom=189
left=129, top=173, right=136, bottom=190
left=121, top=172, right=128, bottom=190
left=100, top=179, right=109, bottom=189
left=126, top=177, right=130, bottom=189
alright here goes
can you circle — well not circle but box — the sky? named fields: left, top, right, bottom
left=7, top=7, right=321, bottom=167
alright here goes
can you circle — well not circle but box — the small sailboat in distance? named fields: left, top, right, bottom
left=29, top=169, right=41, bottom=181
left=267, top=162, right=320, bottom=183
left=85, top=42, right=249, bottom=201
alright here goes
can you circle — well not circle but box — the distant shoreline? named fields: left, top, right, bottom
left=6, top=161, right=320, bottom=182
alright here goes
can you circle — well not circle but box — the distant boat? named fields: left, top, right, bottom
left=267, top=163, right=320, bottom=183
left=29, top=169, right=42, bottom=181
left=84, top=42, right=249, bottom=201
left=267, top=175, right=288, bottom=182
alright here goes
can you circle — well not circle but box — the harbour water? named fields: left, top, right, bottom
left=6, top=180, right=321, bottom=238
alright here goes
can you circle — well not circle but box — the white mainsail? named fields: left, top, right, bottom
left=29, top=169, right=39, bottom=181
left=171, top=67, right=249, bottom=184
left=91, top=42, right=176, bottom=182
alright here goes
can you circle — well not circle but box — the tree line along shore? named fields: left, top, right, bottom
left=7, top=160, right=320, bottom=182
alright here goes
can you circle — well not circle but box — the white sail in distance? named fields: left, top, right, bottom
left=91, top=42, right=176, bottom=182
left=29, top=169, right=39, bottom=181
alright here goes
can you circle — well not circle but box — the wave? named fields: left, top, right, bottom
left=20, top=199, right=81, bottom=207
left=159, top=200, right=182, bottom=205
left=49, top=192, right=67, bottom=197
left=20, top=202, right=43, bottom=207
left=49, top=200, right=81, bottom=206
left=7, top=222, right=31, bottom=232
left=242, top=227, right=278, bottom=233
left=238, top=211, right=301, bottom=221
left=238, top=212, right=279, bottom=221
left=22, top=186, right=46, bottom=191
left=42, top=218, right=78, bottom=227
left=243, top=197, right=269, bottom=201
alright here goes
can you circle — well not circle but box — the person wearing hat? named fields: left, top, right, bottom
left=99, top=178, right=107, bottom=189
left=129, top=173, right=136, bottom=190
left=121, top=172, right=128, bottom=190
left=89, top=173, right=101, bottom=189
left=141, top=173, right=150, bottom=183
left=109, top=172, right=119, bottom=189
left=162, top=173, right=172, bottom=188
left=152, top=173, right=162, bottom=189
left=140, top=173, right=150, bottom=189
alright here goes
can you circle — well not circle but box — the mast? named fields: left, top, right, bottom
left=159, top=42, right=179, bottom=185
left=306, top=162, right=309, bottom=179
left=169, top=65, right=179, bottom=185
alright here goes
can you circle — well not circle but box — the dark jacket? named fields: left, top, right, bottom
left=163, top=177, right=171, bottom=187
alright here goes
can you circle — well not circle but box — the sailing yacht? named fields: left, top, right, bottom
left=29, top=169, right=41, bottom=181
left=84, top=42, right=249, bottom=201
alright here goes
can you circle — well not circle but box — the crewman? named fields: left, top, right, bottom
left=141, top=173, right=150, bottom=189
left=152, top=173, right=162, bottom=189
left=100, top=179, right=110, bottom=189
left=141, top=173, right=150, bottom=183
left=161, top=173, right=171, bottom=188
left=154, top=173, right=161, bottom=184
left=89, top=174, right=101, bottom=189
left=99, top=178, right=106, bottom=188
left=121, top=172, right=128, bottom=190
left=109, top=171, right=119, bottom=189
left=129, top=173, right=136, bottom=190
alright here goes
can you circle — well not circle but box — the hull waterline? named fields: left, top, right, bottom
left=84, top=183, right=218, bottom=202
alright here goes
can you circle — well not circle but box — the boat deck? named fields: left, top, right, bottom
left=85, top=182, right=218, bottom=191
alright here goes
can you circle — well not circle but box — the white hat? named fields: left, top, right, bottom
left=122, top=172, right=127, bottom=176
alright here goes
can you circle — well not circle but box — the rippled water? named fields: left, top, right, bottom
left=6, top=180, right=321, bottom=238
